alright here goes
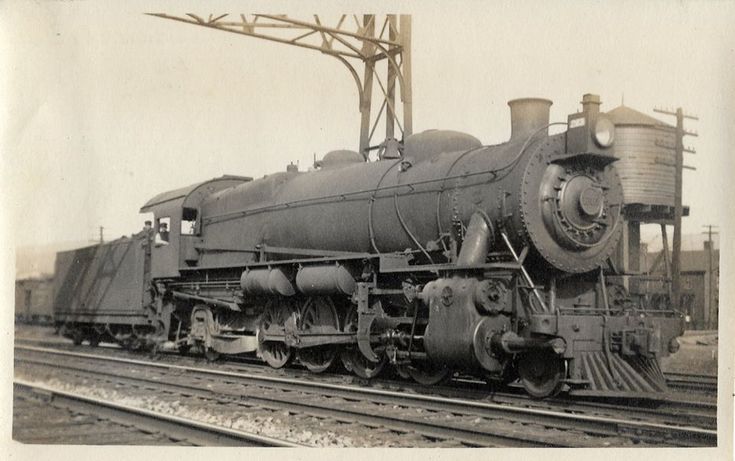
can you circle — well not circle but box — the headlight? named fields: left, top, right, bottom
left=593, top=117, right=615, bottom=147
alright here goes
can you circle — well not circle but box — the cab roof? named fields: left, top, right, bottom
left=140, top=175, right=251, bottom=213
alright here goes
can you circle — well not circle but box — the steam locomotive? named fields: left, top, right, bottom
left=54, top=94, right=684, bottom=398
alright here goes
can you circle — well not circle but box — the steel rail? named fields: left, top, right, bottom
left=15, top=345, right=717, bottom=446
left=446, top=375, right=716, bottom=423
left=14, top=338, right=717, bottom=430
left=664, top=372, right=718, bottom=394
left=16, top=353, right=550, bottom=447
left=14, top=384, right=184, bottom=445
left=664, top=372, right=717, bottom=381
left=13, top=379, right=303, bottom=447
left=13, top=338, right=717, bottom=412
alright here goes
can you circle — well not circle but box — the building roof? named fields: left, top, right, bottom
left=16, top=272, right=54, bottom=282
left=606, top=105, right=673, bottom=128
left=679, top=249, right=720, bottom=273
left=647, top=249, right=720, bottom=273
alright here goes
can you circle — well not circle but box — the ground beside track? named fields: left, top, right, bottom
left=13, top=385, right=194, bottom=445
left=17, top=347, right=714, bottom=447
left=659, top=330, right=718, bottom=376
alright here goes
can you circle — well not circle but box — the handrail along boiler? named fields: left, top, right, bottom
left=54, top=94, right=684, bottom=398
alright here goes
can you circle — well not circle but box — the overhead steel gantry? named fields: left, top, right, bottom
left=147, top=13, right=412, bottom=158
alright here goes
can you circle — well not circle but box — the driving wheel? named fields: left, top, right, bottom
left=340, top=305, right=386, bottom=379
left=297, top=297, right=340, bottom=373
left=258, top=300, right=297, bottom=369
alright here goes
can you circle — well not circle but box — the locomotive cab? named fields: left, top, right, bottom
left=139, top=175, right=251, bottom=279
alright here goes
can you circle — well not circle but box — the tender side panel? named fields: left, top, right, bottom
left=54, top=237, right=149, bottom=325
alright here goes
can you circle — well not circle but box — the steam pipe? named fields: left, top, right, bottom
left=456, top=212, right=494, bottom=266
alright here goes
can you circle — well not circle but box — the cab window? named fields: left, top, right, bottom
left=155, top=217, right=171, bottom=245
left=181, top=207, right=198, bottom=235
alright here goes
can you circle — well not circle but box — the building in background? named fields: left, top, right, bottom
left=643, top=239, right=719, bottom=330
left=15, top=240, right=95, bottom=325
left=15, top=275, right=55, bottom=323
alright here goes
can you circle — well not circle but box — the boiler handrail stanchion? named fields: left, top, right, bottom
left=501, top=232, right=548, bottom=313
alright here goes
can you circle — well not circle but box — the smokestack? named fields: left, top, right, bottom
left=508, top=98, right=553, bottom=141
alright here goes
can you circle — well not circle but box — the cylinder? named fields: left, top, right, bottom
left=240, top=269, right=295, bottom=296
left=508, top=98, right=553, bottom=141
left=295, top=265, right=356, bottom=295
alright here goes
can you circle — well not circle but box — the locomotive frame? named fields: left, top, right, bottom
left=54, top=93, right=684, bottom=399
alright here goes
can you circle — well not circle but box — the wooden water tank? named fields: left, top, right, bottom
left=606, top=106, right=676, bottom=208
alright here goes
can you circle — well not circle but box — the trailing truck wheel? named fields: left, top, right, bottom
left=518, top=351, right=564, bottom=398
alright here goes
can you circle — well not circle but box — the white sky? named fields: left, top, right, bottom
left=2, top=1, right=734, bottom=249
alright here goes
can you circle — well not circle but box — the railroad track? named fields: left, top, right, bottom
left=14, top=344, right=717, bottom=447
left=16, top=337, right=718, bottom=397
left=14, top=337, right=718, bottom=421
left=664, top=372, right=718, bottom=395
left=13, top=380, right=301, bottom=446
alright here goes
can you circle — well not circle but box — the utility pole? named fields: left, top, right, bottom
left=702, top=225, right=718, bottom=329
left=99, top=226, right=104, bottom=244
left=653, top=106, right=697, bottom=312
left=147, top=13, right=413, bottom=158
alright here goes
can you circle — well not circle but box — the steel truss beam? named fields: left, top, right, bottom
left=148, top=13, right=413, bottom=157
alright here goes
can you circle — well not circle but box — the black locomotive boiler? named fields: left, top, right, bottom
left=54, top=94, right=684, bottom=398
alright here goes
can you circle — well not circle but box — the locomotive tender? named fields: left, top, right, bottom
left=54, top=94, right=684, bottom=398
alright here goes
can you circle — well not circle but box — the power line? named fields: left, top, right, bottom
left=701, top=224, right=719, bottom=329
left=653, top=106, right=698, bottom=312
